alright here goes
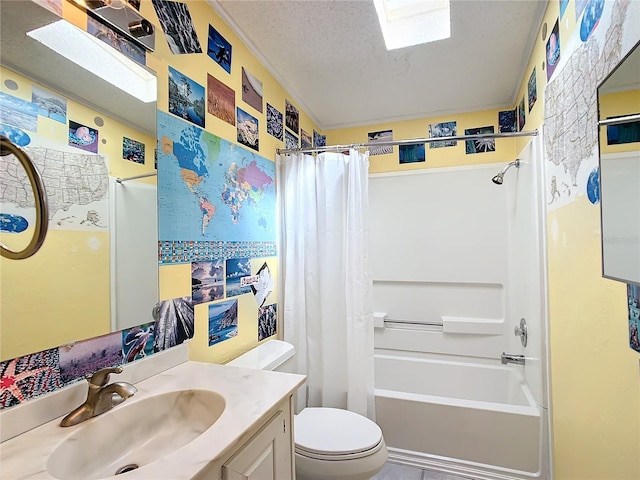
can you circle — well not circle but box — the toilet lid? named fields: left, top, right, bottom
left=294, top=407, right=383, bottom=456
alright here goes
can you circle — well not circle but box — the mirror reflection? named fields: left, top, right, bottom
left=597, top=40, right=640, bottom=286
left=0, top=0, right=158, bottom=362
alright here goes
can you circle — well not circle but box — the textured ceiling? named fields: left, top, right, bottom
left=210, top=0, right=547, bottom=130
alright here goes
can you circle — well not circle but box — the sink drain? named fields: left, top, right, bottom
left=115, top=464, right=139, bottom=475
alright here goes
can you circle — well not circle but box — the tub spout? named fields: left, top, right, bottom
left=501, top=352, right=525, bottom=365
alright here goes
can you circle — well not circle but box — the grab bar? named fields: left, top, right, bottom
left=385, top=319, right=443, bottom=327
left=383, top=318, right=444, bottom=332
left=0, top=135, right=49, bottom=259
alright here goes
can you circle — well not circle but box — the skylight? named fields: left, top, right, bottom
left=27, top=20, right=156, bottom=103
left=373, top=0, right=451, bottom=50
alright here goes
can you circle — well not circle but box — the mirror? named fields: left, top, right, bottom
left=0, top=0, right=158, bottom=362
left=597, top=40, right=640, bottom=286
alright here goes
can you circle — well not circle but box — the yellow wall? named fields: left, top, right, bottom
left=327, top=108, right=516, bottom=173
left=138, top=0, right=319, bottom=364
left=525, top=2, right=640, bottom=479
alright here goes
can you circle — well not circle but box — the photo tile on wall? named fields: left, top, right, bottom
left=207, top=74, right=235, bottom=126
left=207, top=24, right=232, bottom=73
left=153, top=296, right=195, bottom=352
left=498, top=109, right=517, bottom=133
left=192, top=259, right=225, bottom=305
left=546, top=19, right=560, bottom=81
left=236, top=107, right=259, bottom=152
left=123, top=322, right=155, bottom=363
left=267, top=103, right=284, bottom=141
left=152, top=0, right=202, bottom=55
left=33, top=0, right=63, bottom=16
left=285, top=130, right=299, bottom=150
left=241, top=67, right=263, bottom=113
left=208, top=299, right=238, bottom=346
left=168, top=66, right=205, bottom=128
left=518, top=97, right=526, bottom=131
left=32, top=85, right=66, bottom=124
left=68, top=120, right=98, bottom=153
left=258, top=303, right=277, bottom=341
left=368, top=129, right=393, bottom=155
left=629, top=284, right=640, bottom=353
left=399, top=143, right=425, bottom=164
left=559, top=0, right=569, bottom=19
left=301, top=129, right=312, bottom=148
left=528, top=67, right=537, bottom=112
left=428, top=121, right=457, bottom=148
left=0, top=91, right=39, bottom=132
left=0, top=348, right=62, bottom=409
left=465, top=126, right=495, bottom=154
left=226, top=257, right=253, bottom=298
left=59, top=332, right=123, bottom=384
left=123, top=136, right=145, bottom=164
left=285, top=99, right=299, bottom=133
left=251, top=262, right=275, bottom=308
left=605, top=117, right=640, bottom=145
left=313, top=130, right=326, bottom=147
left=87, top=16, right=145, bottom=65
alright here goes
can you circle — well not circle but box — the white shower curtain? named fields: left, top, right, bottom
left=277, top=149, right=375, bottom=420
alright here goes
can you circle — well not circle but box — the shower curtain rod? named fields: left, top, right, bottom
left=276, top=129, right=538, bottom=155
left=116, top=172, right=158, bottom=183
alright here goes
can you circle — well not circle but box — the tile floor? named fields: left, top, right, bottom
left=372, top=462, right=472, bottom=480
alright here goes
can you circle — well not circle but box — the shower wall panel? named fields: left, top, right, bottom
left=370, top=164, right=514, bottom=360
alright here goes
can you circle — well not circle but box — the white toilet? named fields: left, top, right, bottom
left=227, top=340, right=387, bottom=480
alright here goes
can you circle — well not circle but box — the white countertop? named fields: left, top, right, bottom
left=0, top=361, right=306, bottom=479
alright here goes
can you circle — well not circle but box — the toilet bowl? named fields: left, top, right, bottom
left=227, top=340, right=387, bottom=480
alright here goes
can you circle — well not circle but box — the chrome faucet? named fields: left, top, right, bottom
left=60, top=366, right=138, bottom=427
left=501, top=352, right=525, bottom=365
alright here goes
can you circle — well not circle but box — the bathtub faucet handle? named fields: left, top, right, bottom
left=513, top=318, right=528, bottom=347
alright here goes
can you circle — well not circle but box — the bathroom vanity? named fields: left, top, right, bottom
left=0, top=352, right=306, bottom=480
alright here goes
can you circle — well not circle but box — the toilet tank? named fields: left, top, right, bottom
left=227, top=340, right=295, bottom=371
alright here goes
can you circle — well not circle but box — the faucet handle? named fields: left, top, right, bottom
left=86, top=366, right=123, bottom=387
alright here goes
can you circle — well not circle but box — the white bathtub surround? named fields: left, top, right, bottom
left=369, top=136, right=551, bottom=479
left=0, top=361, right=306, bottom=479
left=277, top=149, right=375, bottom=419
left=375, top=353, right=542, bottom=479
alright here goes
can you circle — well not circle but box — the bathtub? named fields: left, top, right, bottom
left=374, top=353, right=541, bottom=477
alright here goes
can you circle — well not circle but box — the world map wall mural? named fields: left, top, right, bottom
left=157, top=111, right=276, bottom=264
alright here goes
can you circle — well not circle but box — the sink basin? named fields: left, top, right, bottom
left=47, top=389, right=226, bottom=480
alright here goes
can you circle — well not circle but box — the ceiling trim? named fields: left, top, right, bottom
left=208, top=0, right=548, bottom=134
left=207, top=0, right=325, bottom=131
left=507, top=1, right=548, bottom=108
left=320, top=100, right=526, bottom=131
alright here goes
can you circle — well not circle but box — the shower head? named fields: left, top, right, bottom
left=491, top=159, right=520, bottom=185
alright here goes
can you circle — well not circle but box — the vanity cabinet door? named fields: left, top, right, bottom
left=222, top=409, right=292, bottom=480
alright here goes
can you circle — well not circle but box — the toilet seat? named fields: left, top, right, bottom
left=294, top=407, right=384, bottom=460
